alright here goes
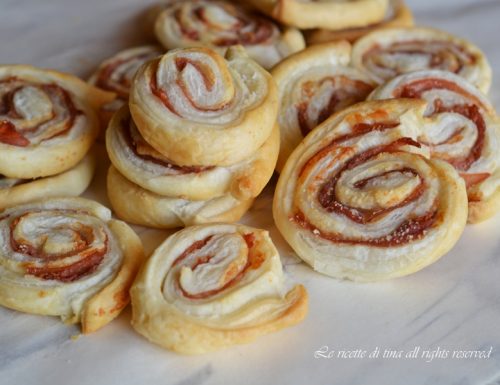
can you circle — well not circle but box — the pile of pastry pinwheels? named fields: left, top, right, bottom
left=1, top=0, right=498, bottom=355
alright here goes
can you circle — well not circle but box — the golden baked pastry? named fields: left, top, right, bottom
left=0, top=197, right=144, bottom=333
left=89, top=45, right=164, bottom=123
left=130, top=46, right=278, bottom=166
left=369, top=70, right=500, bottom=223
left=271, top=41, right=375, bottom=171
left=352, top=27, right=492, bottom=93
left=274, top=99, right=468, bottom=281
left=107, top=166, right=254, bottom=229
left=306, top=0, right=414, bottom=44
left=240, top=0, right=389, bottom=30
left=106, top=106, right=279, bottom=201
left=153, top=0, right=305, bottom=69
left=0, top=151, right=95, bottom=210
left=0, top=65, right=113, bottom=179
left=130, top=223, right=308, bottom=354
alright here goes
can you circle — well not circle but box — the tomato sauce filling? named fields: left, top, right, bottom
left=294, top=132, right=438, bottom=246
left=173, top=232, right=264, bottom=299
left=96, top=53, right=159, bottom=99
left=9, top=212, right=107, bottom=282
left=150, top=59, right=231, bottom=115
left=121, top=118, right=213, bottom=173
left=0, top=78, right=81, bottom=147
left=296, top=76, right=374, bottom=137
left=393, top=78, right=490, bottom=187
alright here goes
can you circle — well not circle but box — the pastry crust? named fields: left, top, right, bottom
left=0, top=197, right=144, bottom=333
left=273, top=99, right=468, bottom=281
left=352, top=27, right=492, bottom=93
left=369, top=70, right=500, bottom=223
left=88, top=45, right=164, bottom=125
left=81, top=219, right=145, bottom=334
left=106, top=106, right=279, bottom=200
left=306, top=0, right=414, bottom=44
left=271, top=41, right=375, bottom=171
left=154, top=0, right=305, bottom=69
left=0, top=65, right=114, bottom=179
left=130, top=223, right=308, bottom=354
left=468, top=189, right=500, bottom=224
left=241, top=0, right=389, bottom=30
left=129, top=46, right=278, bottom=166
left=0, top=150, right=96, bottom=210
left=107, top=166, right=254, bottom=229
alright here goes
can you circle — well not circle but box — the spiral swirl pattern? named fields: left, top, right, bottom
left=130, top=224, right=307, bottom=354
left=154, top=0, right=304, bottom=69
left=130, top=46, right=277, bottom=166
left=7, top=212, right=110, bottom=282
left=369, top=70, right=500, bottom=222
left=152, top=50, right=241, bottom=121
left=352, top=27, right=492, bottom=92
left=0, top=77, right=81, bottom=147
left=274, top=99, right=468, bottom=281
left=0, top=198, right=144, bottom=332
left=272, top=42, right=375, bottom=170
left=292, top=75, right=374, bottom=137
left=90, top=46, right=163, bottom=100
left=0, top=65, right=113, bottom=179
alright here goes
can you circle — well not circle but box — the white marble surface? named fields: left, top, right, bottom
left=1, top=1, right=500, bottom=384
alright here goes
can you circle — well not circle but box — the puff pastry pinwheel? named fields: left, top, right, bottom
left=153, top=0, right=305, bottom=70
left=273, top=99, right=468, bottom=281
left=352, top=27, right=492, bottom=93
left=272, top=41, right=375, bottom=171
left=130, top=46, right=278, bottom=166
left=0, top=198, right=144, bottom=333
left=240, top=0, right=389, bottom=30
left=306, top=0, right=413, bottom=45
left=0, top=151, right=95, bottom=210
left=369, top=70, right=500, bottom=223
left=106, top=106, right=278, bottom=201
left=107, top=166, right=254, bottom=229
left=89, top=45, right=164, bottom=123
left=0, top=65, right=113, bottom=179
left=130, top=223, right=308, bottom=354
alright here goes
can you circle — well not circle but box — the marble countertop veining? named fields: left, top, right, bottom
left=1, top=1, right=500, bottom=384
